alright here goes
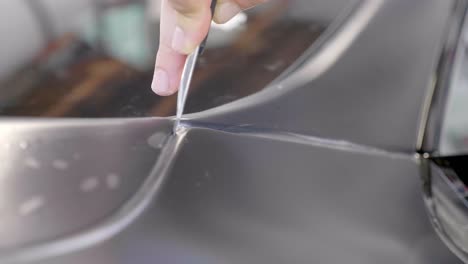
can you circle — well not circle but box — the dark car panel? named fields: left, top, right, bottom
left=0, top=0, right=466, bottom=263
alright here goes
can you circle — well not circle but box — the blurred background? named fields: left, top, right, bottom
left=0, top=0, right=349, bottom=118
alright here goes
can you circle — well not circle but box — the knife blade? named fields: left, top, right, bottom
left=175, top=0, right=217, bottom=129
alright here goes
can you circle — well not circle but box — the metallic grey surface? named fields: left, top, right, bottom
left=192, top=0, right=455, bottom=153
left=176, top=46, right=201, bottom=124
left=0, top=0, right=463, bottom=263
left=0, top=118, right=172, bottom=252
left=2, top=127, right=459, bottom=263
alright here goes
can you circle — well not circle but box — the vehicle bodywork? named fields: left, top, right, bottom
left=0, top=0, right=465, bottom=263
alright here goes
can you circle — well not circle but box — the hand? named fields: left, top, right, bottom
left=151, top=0, right=267, bottom=96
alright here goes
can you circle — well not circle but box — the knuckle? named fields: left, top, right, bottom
left=169, top=0, right=203, bottom=15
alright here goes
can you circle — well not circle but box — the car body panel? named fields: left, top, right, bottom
left=193, top=0, right=454, bottom=153
left=0, top=0, right=464, bottom=263
left=1, top=127, right=460, bottom=263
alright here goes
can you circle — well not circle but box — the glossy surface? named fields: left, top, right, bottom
left=2, top=127, right=460, bottom=263
left=418, top=0, right=467, bottom=155
left=440, top=9, right=468, bottom=156
left=194, top=0, right=454, bottom=152
left=0, top=0, right=463, bottom=263
left=424, top=158, right=468, bottom=262
left=0, top=118, right=172, bottom=251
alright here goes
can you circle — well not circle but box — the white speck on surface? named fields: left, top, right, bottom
left=80, top=177, right=99, bottom=192
left=19, top=196, right=45, bottom=216
left=264, top=60, right=284, bottom=72
left=19, top=141, right=29, bottom=150
left=147, top=132, right=168, bottom=149
left=106, top=173, right=120, bottom=190
left=52, top=159, right=69, bottom=170
left=276, top=84, right=284, bottom=90
left=25, top=157, right=41, bottom=169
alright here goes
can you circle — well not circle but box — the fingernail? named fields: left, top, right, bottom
left=172, top=26, right=189, bottom=53
left=215, top=2, right=242, bottom=23
left=151, top=68, right=170, bottom=95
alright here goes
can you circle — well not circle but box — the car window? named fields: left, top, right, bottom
left=0, top=0, right=355, bottom=118
left=440, top=17, right=468, bottom=156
